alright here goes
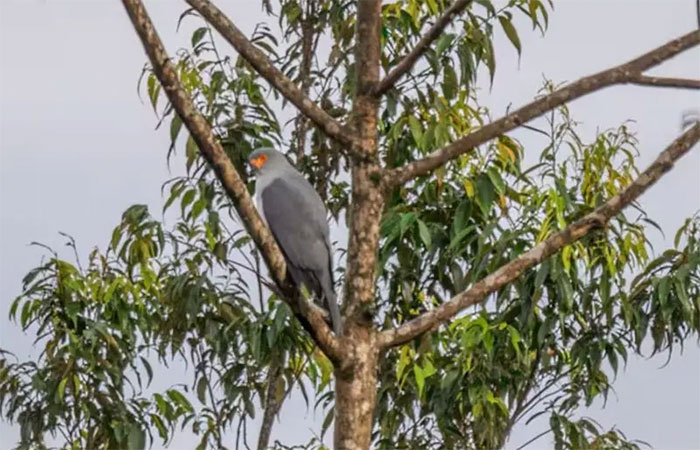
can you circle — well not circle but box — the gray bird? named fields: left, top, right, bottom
left=248, top=148, right=342, bottom=335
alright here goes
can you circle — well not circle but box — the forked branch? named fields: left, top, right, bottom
left=121, top=0, right=342, bottom=363
left=373, top=0, right=472, bottom=96
left=386, top=30, right=700, bottom=187
left=185, top=0, right=363, bottom=158
left=379, top=122, right=700, bottom=348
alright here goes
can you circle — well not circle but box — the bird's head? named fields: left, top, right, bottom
left=247, top=147, right=289, bottom=174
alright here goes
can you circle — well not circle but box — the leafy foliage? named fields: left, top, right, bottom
left=2, top=1, right=698, bottom=449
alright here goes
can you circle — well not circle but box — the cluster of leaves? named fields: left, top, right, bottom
left=374, top=97, right=700, bottom=448
left=0, top=196, right=327, bottom=449
left=381, top=0, right=549, bottom=105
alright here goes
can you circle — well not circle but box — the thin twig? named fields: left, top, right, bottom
left=515, top=429, right=553, bottom=450
left=373, top=0, right=472, bottom=96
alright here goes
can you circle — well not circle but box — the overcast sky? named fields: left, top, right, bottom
left=1, top=1, right=699, bottom=449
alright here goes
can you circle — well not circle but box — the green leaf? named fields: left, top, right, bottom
left=674, top=278, right=692, bottom=314
left=417, top=219, right=432, bottom=249
left=57, top=377, right=68, bottom=402
left=658, top=277, right=670, bottom=306
left=448, top=224, right=476, bottom=252
left=436, top=33, right=456, bottom=56
left=170, top=115, right=183, bottom=146
left=196, top=377, right=207, bottom=404
left=274, top=303, right=289, bottom=334
left=561, top=245, right=572, bottom=273
left=150, top=414, right=167, bottom=441
left=606, top=345, right=619, bottom=375
left=484, top=36, right=496, bottom=85
left=486, top=167, right=506, bottom=194
left=167, top=389, right=194, bottom=413
left=399, top=213, right=417, bottom=237
left=442, top=64, right=458, bottom=100
left=163, top=181, right=185, bottom=213
left=127, top=426, right=146, bottom=450
left=186, top=135, right=198, bottom=170
left=498, top=16, right=522, bottom=55
left=535, top=260, right=550, bottom=288
left=110, top=226, right=123, bottom=251
left=321, top=408, right=334, bottom=438
left=483, top=330, right=494, bottom=354
left=508, top=326, right=522, bottom=357
left=191, top=27, right=207, bottom=47
left=408, top=115, right=423, bottom=147
left=452, top=200, right=471, bottom=235
left=413, top=365, right=425, bottom=397
left=181, top=189, right=196, bottom=216
left=396, top=346, right=411, bottom=382
left=426, top=0, right=439, bottom=15
left=140, top=356, right=153, bottom=387
left=147, top=73, right=160, bottom=111
left=475, top=175, right=496, bottom=216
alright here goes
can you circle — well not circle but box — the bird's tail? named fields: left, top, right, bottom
left=312, top=268, right=342, bottom=336
left=324, top=289, right=343, bottom=336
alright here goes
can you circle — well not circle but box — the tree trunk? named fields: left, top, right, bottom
left=333, top=1, right=383, bottom=448
left=333, top=327, right=379, bottom=450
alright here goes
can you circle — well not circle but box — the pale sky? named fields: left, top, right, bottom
left=1, top=1, right=699, bottom=449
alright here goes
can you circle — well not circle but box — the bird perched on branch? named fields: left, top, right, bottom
left=248, top=148, right=342, bottom=335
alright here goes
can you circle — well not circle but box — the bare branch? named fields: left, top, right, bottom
left=378, top=122, right=700, bottom=348
left=515, top=429, right=553, bottom=450
left=628, top=74, right=700, bottom=90
left=121, top=0, right=342, bottom=363
left=293, top=3, right=317, bottom=164
left=185, top=0, right=362, bottom=157
left=257, top=354, right=283, bottom=450
left=373, top=0, right=471, bottom=96
left=386, top=30, right=700, bottom=187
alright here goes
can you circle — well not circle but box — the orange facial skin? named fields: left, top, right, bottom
left=250, top=154, right=268, bottom=169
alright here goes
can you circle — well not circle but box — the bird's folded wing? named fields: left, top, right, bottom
left=260, top=177, right=329, bottom=272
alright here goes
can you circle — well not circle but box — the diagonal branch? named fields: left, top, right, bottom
left=185, top=0, right=363, bottom=158
left=628, top=74, right=700, bottom=90
left=373, top=0, right=471, bottom=97
left=385, top=30, right=700, bottom=187
left=257, top=352, right=283, bottom=450
left=121, top=0, right=342, bottom=363
left=378, top=121, right=700, bottom=348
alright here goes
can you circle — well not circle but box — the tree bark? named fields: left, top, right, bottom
left=334, top=1, right=383, bottom=449
left=334, top=329, right=379, bottom=450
